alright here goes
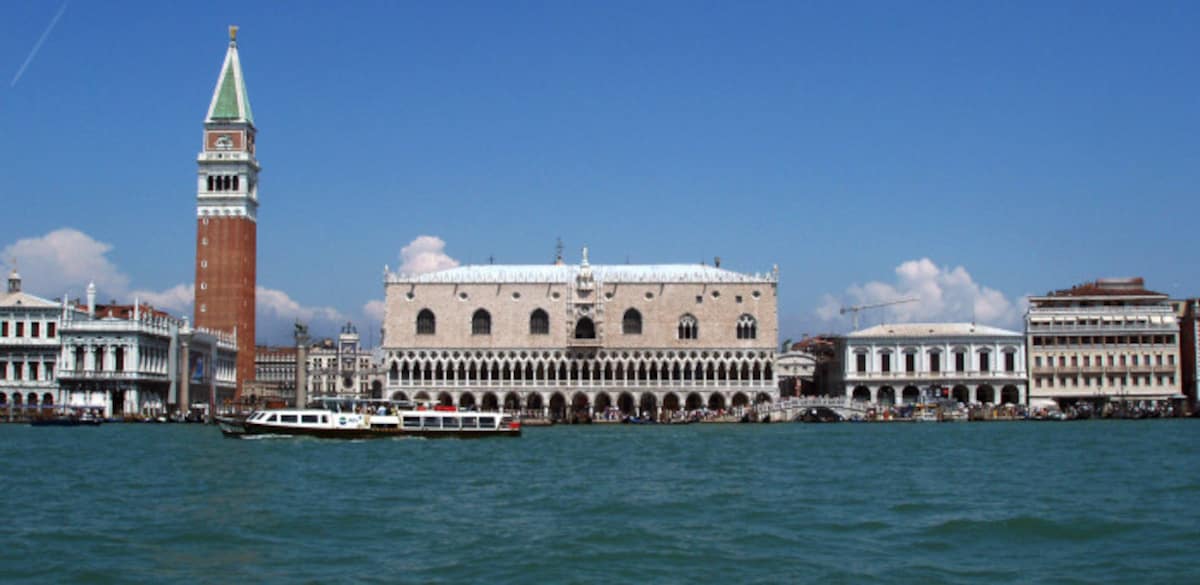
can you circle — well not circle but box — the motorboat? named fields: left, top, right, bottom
left=217, top=398, right=520, bottom=439
left=30, top=409, right=103, bottom=427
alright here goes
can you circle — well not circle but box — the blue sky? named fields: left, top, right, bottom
left=1, top=1, right=1197, bottom=344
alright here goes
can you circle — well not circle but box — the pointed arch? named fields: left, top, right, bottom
left=574, top=317, right=596, bottom=339
left=472, top=309, right=492, bottom=335
left=416, top=309, right=436, bottom=335
left=678, top=314, right=698, bottom=340
left=622, top=308, right=642, bottom=335
left=529, top=309, right=549, bottom=335
left=736, top=314, right=758, bottom=340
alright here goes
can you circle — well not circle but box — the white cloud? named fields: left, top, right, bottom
left=256, top=286, right=344, bottom=323
left=398, top=235, right=459, bottom=274
left=2, top=228, right=130, bottom=299
left=363, top=299, right=386, bottom=322
left=131, top=283, right=194, bottom=313
left=816, top=258, right=1021, bottom=330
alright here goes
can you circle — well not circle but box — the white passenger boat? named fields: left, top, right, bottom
left=217, top=398, right=520, bottom=439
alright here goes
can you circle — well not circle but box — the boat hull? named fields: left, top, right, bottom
left=218, top=417, right=520, bottom=439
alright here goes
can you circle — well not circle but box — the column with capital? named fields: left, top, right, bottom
left=179, top=321, right=192, bottom=419
left=295, top=322, right=310, bottom=408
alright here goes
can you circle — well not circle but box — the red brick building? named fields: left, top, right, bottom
left=194, top=26, right=258, bottom=399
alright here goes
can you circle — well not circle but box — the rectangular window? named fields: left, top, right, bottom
left=1035, top=356, right=1043, bottom=368
left=301, top=415, right=319, bottom=423
left=0, top=361, right=6, bottom=380
left=422, top=417, right=440, bottom=428
left=31, top=322, right=39, bottom=338
left=479, top=417, right=496, bottom=427
left=44, top=362, right=54, bottom=380
left=905, top=353, right=915, bottom=373
left=29, top=363, right=39, bottom=380
left=980, top=353, right=990, bottom=372
left=15, top=322, right=24, bottom=337
left=280, top=415, right=298, bottom=423
left=856, top=354, right=866, bottom=373
left=442, top=417, right=460, bottom=429
left=1169, top=355, right=1176, bottom=365
left=930, top=353, right=940, bottom=373
left=955, top=352, right=965, bottom=372
left=461, top=417, right=478, bottom=429
left=1005, top=352, right=1015, bottom=372
left=403, top=417, right=421, bottom=428
left=0, top=321, right=6, bottom=336
left=881, top=354, right=891, bottom=373
left=14, top=363, right=22, bottom=380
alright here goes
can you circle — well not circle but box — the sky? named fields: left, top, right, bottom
left=1, top=1, right=1197, bottom=345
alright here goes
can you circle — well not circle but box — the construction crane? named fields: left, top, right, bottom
left=840, top=297, right=919, bottom=330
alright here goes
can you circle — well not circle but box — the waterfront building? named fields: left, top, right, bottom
left=0, top=270, right=83, bottom=415
left=306, top=322, right=385, bottom=399
left=836, top=323, right=1027, bottom=405
left=194, top=26, right=258, bottom=399
left=57, top=295, right=237, bottom=418
left=380, top=249, right=779, bottom=419
left=1170, top=298, right=1198, bottom=409
left=1026, top=278, right=1182, bottom=407
left=248, top=345, right=297, bottom=405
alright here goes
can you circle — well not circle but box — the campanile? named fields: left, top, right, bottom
left=195, top=26, right=258, bottom=400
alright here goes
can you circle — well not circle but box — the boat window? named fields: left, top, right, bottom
left=422, top=417, right=440, bottom=428
left=265, top=414, right=277, bottom=422
left=403, top=416, right=421, bottom=428
left=461, top=417, right=478, bottom=429
left=500, top=417, right=513, bottom=426
left=442, top=417, right=460, bottom=429
left=479, top=416, right=495, bottom=427
left=280, top=415, right=298, bottom=423
left=321, top=415, right=328, bottom=424
left=301, top=415, right=319, bottom=424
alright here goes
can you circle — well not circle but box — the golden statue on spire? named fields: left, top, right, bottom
left=229, top=25, right=239, bottom=42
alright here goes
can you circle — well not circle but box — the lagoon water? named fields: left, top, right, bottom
left=1, top=421, right=1197, bottom=584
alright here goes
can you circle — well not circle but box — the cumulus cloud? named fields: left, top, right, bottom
left=2, top=228, right=130, bottom=298
left=398, top=235, right=459, bottom=274
left=363, top=299, right=386, bottom=322
left=131, top=283, right=194, bottom=313
left=256, top=286, right=344, bottom=323
left=816, top=258, right=1021, bottom=330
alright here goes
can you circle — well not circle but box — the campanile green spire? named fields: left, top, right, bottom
left=205, top=25, right=254, bottom=125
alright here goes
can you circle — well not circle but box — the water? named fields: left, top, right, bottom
left=1, top=421, right=1197, bottom=584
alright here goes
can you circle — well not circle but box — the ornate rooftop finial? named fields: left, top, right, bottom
left=229, top=25, right=238, bottom=43
left=581, top=246, right=590, bottom=267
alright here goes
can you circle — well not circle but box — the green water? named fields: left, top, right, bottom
left=1, top=421, right=1197, bottom=583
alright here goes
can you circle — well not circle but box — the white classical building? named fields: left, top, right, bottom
left=57, top=289, right=238, bottom=418
left=307, top=322, right=385, bottom=399
left=380, top=250, right=779, bottom=420
left=1027, top=278, right=1182, bottom=406
left=838, top=323, right=1027, bottom=406
left=0, top=269, right=84, bottom=416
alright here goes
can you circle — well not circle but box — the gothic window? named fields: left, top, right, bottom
left=678, top=314, right=698, bottom=340
left=472, top=309, right=492, bottom=335
left=416, top=309, right=436, bottom=335
left=232, top=175, right=240, bottom=191
left=736, top=314, right=757, bottom=339
left=207, top=176, right=215, bottom=191
left=223, top=175, right=232, bottom=190
left=574, top=317, right=596, bottom=339
left=530, top=309, right=549, bottom=335
left=623, top=309, right=642, bottom=335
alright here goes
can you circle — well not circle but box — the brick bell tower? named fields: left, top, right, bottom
left=195, top=26, right=258, bottom=401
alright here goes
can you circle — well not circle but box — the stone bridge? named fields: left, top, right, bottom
left=755, top=397, right=871, bottom=421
